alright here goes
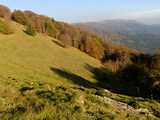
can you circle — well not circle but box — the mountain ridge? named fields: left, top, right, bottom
left=76, top=19, right=160, bottom=53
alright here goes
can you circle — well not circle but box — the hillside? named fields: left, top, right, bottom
left=0, top=4, right=104, bottom=60
left=0, top=17, right=159, bottom=120
left=0, top=20, right=102, bottom=119
left=0, top=5, right=160, bottom=120
left=76, top=20, right=160, bottom=54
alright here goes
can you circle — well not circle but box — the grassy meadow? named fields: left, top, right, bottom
left=0, top=20, right=160, bottom=120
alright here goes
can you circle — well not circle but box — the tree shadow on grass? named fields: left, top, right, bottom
left=84, top=64, right=155, bottom=98
left=50, top=67, right=96, bottom=89
left=84, top=64, right=128, bottom=94
left=50, top=65, right=150, bottom=98
left=51, top=40, right=66, bottom=48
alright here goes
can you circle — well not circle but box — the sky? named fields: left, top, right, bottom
left=0, top=0, right=160, bottom=23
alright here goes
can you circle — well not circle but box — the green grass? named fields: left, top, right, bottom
left=0, top=20, right=160, bottom=120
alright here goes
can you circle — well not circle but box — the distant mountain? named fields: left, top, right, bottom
left=76, top=20, right=160, bottom=54
left=137, top=16, right=160, bottom=25
left=128, top=9, right=160, bottom=25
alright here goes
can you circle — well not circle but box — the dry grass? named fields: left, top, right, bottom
left=0, top=18, right=13, bottom=34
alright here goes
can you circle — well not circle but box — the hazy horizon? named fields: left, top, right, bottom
left=0, top=0, right=160, bottom=24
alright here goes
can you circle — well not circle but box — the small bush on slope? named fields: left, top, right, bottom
left=44, top=19, right=59, bottom=38
left=0, top=19, right=13, bottom=34
left=25, top=24, right=36, bottom=36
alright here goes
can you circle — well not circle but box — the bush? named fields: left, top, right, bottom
left=11, top=10, right=29, bottom=25
left=79, top=32, right=104, bottom=59
left=0, top=19, right=13, bottom=34
left=45, top=19, right=59, bottom=38
left=119, top=64, right=150, bottom=87
left=25, top=24, right=36, bottom=36
left=0, top=5, right=11, bottom=19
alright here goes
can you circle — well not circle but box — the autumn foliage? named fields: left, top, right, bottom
left=10, top=9, right=105, bottom=59
left=11, top=10, right=30, bottom=25
left=0, top=5, right=11, bottom=19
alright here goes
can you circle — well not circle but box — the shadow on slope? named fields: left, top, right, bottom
left=50, top=64, right=156, bottom=98
left=50, top=67, right=96, bottom=88
left=51, top=40, right=66, bottom=48
left=85, top=64, right=160, bottom=99
left=50, top=66, right=138, bottom=97
left=84, top=64, right=141, bottom=97
left=84, top=64, right=121, bottom=90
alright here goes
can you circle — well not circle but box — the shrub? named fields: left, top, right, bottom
left=0, top=5, right=11, bottom=19
left=25, top=24, right=36, bottom=36
left=0, top=19, right=13, bottom=34
left=45, top=19, right=59, bottom=38
left=119, top=64, right=150, bottom=87
left=11, top=10, right=29, bottom=25
left=79, top=32, right=104, bottom=59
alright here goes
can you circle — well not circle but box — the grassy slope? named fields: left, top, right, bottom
left=0, top=21, right=101, bottom=83
left=0, top=21, right=160, bottom=120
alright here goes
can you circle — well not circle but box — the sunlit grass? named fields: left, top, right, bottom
left=0, top=20, right=159, bottom=120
